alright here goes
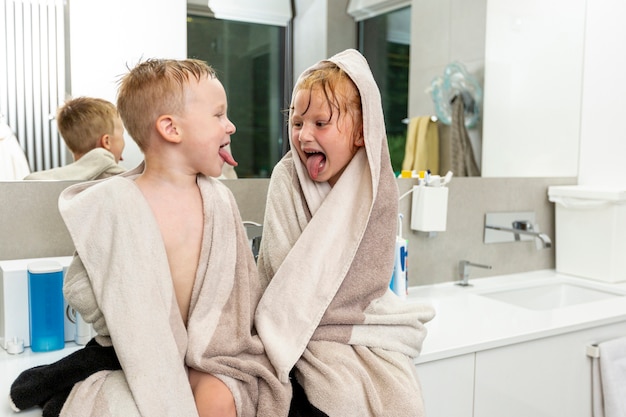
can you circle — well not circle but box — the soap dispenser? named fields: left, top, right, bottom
left=27, top=260, right=65, bottom=352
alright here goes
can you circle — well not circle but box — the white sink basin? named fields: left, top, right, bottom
left=479, top=282, right=625, bottom=310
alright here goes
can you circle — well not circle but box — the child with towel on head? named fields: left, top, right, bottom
left=10, top=58, right=291, bottom=417
left=24, top=96, right=126, bottom=180
left=255, top=49, right=436, bottom=417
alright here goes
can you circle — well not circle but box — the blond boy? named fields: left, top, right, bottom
left=24, top=97, right=126, bottom=180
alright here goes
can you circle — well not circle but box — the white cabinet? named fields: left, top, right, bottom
left=417, top=322, right=626, bottom=416
left=416, top=353, right=474, bottom=417
left=474, top=322, right=626, bottom=416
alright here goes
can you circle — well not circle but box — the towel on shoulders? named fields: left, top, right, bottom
left=255, top=49, right=435, bottom=417
left=56, top=164, right=290, bottom=417
left=24, top=148, right=125, bottom=181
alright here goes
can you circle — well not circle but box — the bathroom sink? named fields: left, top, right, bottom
left=478, top=282, right=625, bottom=310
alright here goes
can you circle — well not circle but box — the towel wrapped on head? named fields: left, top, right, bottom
left=255, top=48, right=436, bottom=417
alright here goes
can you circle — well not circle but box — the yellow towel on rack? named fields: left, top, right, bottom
left=401, top=116, right=439, bottom=174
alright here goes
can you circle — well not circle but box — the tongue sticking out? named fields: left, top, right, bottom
left=306, top=153, right=325, bottom=180
left=219, top=147, right=238, bottom=167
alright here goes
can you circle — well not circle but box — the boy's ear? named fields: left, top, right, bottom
left=98, top=134, right=111, bottom=150
left=156, top=115, right=182, bottom=144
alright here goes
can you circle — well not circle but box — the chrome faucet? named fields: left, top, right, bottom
left=456, top=260, right=492, bottom=287
left=485, top=220, right=552, bottom=249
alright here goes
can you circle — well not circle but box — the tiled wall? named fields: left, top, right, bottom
left=0, top=176, right=575, bottom=286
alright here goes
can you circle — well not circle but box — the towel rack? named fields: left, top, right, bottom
left=586, top=344, right=600, bottom=358
left=401, top=115, right=438, bottom=124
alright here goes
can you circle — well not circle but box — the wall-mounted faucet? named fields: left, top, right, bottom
left=456, top=260, right=492, bottom=286
left=485, top=220, right=552, bottom=249
left=484, top=211, right=552, bottom=250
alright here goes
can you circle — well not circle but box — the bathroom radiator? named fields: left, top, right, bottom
left=1, top=0, right=68, bottom=172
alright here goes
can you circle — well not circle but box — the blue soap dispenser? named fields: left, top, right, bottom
left=27, top=260, right=65, bottom=352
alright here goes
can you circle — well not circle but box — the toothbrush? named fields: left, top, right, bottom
left=390, top=213, right=408, bottom=299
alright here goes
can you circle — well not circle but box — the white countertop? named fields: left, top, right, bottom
left=3, top=269, right=626, bottom=415
left=410, top=269, right=626, bottom=364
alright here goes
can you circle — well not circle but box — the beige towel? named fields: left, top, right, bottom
left=24, top=148, right=125, bottom=181
left=58, top=165, right=290, bottom=417
left=255, top=49, right=435, bottom=417
left=439, top=96, right=480, bottom=176
left=402, top=116, right=439, bottom=174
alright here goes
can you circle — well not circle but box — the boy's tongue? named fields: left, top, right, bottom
left=306, top=153, right=325, bottom=180
left=219, top=147, right=238, bottom=166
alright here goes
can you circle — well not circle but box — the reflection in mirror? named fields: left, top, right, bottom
left=359, top=4, right=486, bottom=177
left=187, top=12, right=287, bottom=178
left=358, top=6, right=411, bottom=174
left=410, top=1, right=486, bottom=176
left=3, top=0, right=587, bottom=180
left=1, top=0, right=69, bottom=176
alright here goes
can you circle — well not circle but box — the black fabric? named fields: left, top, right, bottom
left=10, top=338, right=121, bottom=415
left=288, top=370, right=329, bottom=417
left=41, top=387, right=73, bottom=417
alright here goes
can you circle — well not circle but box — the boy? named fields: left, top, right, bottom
left=24, top=96, right=126, bottom=180
left=10, top=59, right=290, bottom=417
left=255, top=49, right=436, bottom=417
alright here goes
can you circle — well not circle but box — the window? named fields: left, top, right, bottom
left=187, top=12, right=289, bottom=178
left=357, top=6, right=410, bottom=173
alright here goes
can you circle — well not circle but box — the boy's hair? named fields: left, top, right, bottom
left=293, top=62, right=363, bottom=143
left=56, top=97, right=118, bottom=155
left=116, top=58, right=217, bottom=151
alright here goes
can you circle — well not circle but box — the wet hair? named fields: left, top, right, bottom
left=56, top=97, right=118, bottom=155
left=292, top=62, right=363, bottom=144
left=116, top=58, right=217, bottom=151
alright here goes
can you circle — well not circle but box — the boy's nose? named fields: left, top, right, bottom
left=227, top=119, right=236, bottom=134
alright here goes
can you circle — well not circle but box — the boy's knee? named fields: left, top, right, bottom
left=190, top=371, right=236, bottom=417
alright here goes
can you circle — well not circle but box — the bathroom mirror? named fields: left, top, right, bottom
left=3, top=0, right=586, bottom=181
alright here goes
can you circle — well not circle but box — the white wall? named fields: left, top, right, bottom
left=69, top=0, right=187, bottom=170
left=481, top=0, right=586, bottom=178
left=578, top=0, right=626, bottom=187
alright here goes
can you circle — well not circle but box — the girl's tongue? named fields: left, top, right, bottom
left=219, top=147, right=238, bottom=166
left=306, top=153, right=326, bottom=180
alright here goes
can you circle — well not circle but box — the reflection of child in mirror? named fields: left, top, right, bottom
left=24, top=97, right=126, bottom=180
left=255, top=48, right=435, bottom=417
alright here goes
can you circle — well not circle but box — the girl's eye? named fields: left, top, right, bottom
left=292, top=121, right=302, bottom=128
